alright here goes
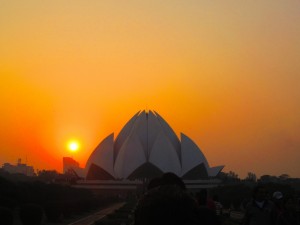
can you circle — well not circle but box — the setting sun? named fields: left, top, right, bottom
left=67, top=140, right=80, bottom=153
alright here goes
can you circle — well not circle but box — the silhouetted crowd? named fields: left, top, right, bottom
left=134, top=172, right=222, bottom=225
left=134, top=173, right=300, bottom=225
left=1, top=173, right=300, bottom=225
left=242, top=185, right=300, bottom=225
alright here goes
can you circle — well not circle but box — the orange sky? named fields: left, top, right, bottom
left=1, top=1, right=300, bottom=178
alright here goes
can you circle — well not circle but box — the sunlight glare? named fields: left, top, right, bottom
left=68, top=140, right=80, bottom=152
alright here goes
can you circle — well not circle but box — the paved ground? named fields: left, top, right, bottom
left=229, top=211, right=244, bottom=220
left=67, top=202, right=125, bottom=225
left=12, top=202, right=125, bottom=225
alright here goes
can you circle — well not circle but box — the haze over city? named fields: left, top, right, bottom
left=1, top=1, right=300, bottom=178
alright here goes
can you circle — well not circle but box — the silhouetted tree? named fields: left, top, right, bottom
left=228, top=171, right=239, bottom=179
left=245, top=172, right=257, bottom=182
left=37, top=170, right=59, bottom=183
left=259, top=174, right=276, bottom=182
left=279, top=174, right=290, bottom=181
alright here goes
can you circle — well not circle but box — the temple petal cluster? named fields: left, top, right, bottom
left=85, top=110, right=223, bottom=180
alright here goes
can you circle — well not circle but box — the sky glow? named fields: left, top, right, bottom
left=0, top=1, right=299, bottom=177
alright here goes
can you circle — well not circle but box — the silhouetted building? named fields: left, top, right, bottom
left=63, top=157, right=84, bottom=177
left=63, top=157, right=79, bottom=173
left=2, top=159, right=34, bottom=176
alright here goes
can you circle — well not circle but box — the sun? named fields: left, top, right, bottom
left=67, top=140, right=80, bottom=152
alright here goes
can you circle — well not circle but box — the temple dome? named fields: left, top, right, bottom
left=85, top=110, right=223, bottom=180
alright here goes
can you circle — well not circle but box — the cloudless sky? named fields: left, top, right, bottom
left=1, top=1, right=300, bottom=178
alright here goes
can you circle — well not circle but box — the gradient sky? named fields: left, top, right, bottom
left=1, top=1, right=299, bottom=178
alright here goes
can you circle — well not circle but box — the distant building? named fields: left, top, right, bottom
left=63, top=157, right=79, bottom=173
left=2, top=159, right=35, bottom=176
left=63, top=157, right=85, bottom=177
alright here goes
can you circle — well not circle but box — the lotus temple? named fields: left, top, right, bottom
left=69, top=110, right=224, bottom=191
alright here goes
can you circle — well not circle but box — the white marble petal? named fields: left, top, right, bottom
left=85, top=133, right=115, bottom=177
left=154, top=111, right=181, bottom=162
left=208, top=166, right=224, bottom=177
left=114, top=132, right=147, bottom=179
left=149, top=130, right=181, bottom=176
left=114, top=111, right=140, bottom=162
left=147, top=111, right=162, bottom=159
left=180, top=133, right=209, bottom=176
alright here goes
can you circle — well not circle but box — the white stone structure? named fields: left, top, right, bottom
left=84, top=110, right=224, bottom=180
